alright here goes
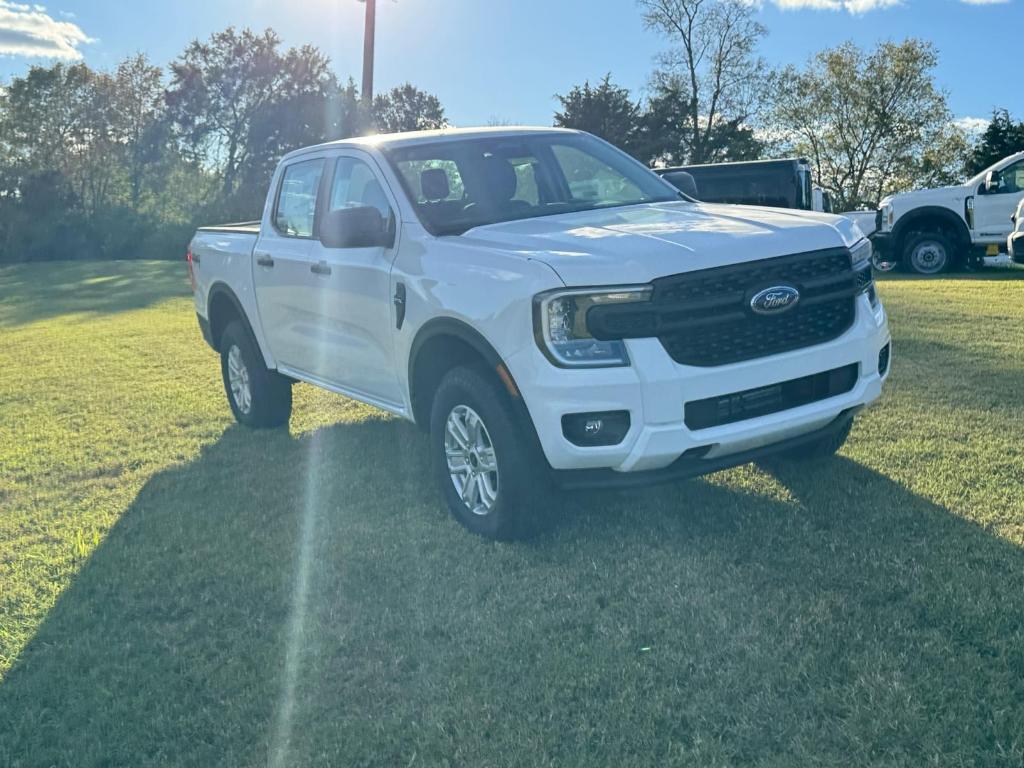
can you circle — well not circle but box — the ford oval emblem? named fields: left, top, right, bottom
left=750, top=285, right=800, bottom=316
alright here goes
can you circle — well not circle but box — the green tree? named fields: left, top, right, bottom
left=372, top=83, right=447, bottom=134
left=108, top=54, right=167, bottom=211
left=968, top=110, right=1024, bottom=175
left=165, top=28, right=334, bottom=197
left=641, top=72, right=762, bottom=165
left=554, top=75, right=643, bottom=157
left=638, top=0, right=766, bottom=165
left=769, top=39, right=968, bottom=210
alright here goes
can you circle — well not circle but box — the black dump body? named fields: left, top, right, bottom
left=657, top=159, right=811, bottom=211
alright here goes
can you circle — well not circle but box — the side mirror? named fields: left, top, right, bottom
left=663, top=170, right=699, bottom=200
left=985, top=170, right=1002, bottom=194
left=319, top=206, right=394, bottom=249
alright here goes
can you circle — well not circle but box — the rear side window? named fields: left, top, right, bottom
left=274, top=159, right=324, bottom=237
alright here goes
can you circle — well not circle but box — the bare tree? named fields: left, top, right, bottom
left=638, top=0, right=766, bottom=164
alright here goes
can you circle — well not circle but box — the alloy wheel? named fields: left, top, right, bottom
left=444, top=404, right=499, bottom=516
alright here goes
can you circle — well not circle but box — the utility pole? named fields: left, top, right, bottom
left=361, top=0, right=376, bottom=104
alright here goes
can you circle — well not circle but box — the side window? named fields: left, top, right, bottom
left=329, top=157, right=393, bottom=221
left=1001, top=161, right=1024, bottom=194
left=396, top=159, right=465, bottom=203
left=274, top=159, right=324, bottom=238
left=551, top=144, right=643, bottom=204
left=509, top=157, right=541, bottom=206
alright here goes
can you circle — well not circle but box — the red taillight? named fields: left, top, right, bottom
left=186, top=247, right=196, bottom=291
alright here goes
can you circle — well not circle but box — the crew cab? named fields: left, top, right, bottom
left=874, top=152, right=1024, bottom=274
left=188, top=127, right=891, bottom=539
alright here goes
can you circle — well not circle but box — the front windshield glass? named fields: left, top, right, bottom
left=383, top=132, right=683, bottom=236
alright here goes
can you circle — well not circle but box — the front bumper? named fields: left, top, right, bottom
left=1010, top=232, right=1024, bottom=264
left=507, top=295, right=890, bottom=476
left=553, top=408, right=860, bottom=490
left=870, top=231, right=893, bottom=257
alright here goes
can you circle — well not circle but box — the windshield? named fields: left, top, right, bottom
left=383, top=132, right=682, bottom=236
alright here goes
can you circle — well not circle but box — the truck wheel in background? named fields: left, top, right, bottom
left=902, top=231, right=954, bottom=275
left=775, top=417, right=854, bottom=462
left=429, top=365, right=544, bottom=540
left=219, top=320, right=292, bottom=428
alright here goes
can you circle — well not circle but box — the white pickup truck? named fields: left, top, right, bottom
left=874, top=151, right=1024, bottom=274
left=188, top=127, right=891, bottom=539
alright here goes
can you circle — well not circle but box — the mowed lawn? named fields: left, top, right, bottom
left=1, top=260, right=1024, bottom=767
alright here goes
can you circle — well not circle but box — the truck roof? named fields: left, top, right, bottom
left=282, top=126, right=581, bottom=162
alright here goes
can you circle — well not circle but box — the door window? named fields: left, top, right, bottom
left=328, top=157, right=394, bottom=221
left=998, top=161, right=1024, bottom=194
left=274, top=159, right=324, bottom=237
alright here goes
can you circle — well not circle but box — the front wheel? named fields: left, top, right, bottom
left=220, top=320, right=292, bottom=428
left=903, top=232, right=954, bottom=275
left=429, top=365, right=545, bottom=540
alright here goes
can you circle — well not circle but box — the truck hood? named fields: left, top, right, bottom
left=458, top=202, right=862, bottom=286
left=882, top=185, right=969, bottom=209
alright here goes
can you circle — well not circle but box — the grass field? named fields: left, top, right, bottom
left=1, top=260, right=1024, bottom=767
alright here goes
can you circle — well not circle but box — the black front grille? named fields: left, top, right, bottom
left=684, top=364, right=859, bottom=431
left=588, top=248, right=859, bottom=367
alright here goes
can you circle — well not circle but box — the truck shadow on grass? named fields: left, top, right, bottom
left=2, top=419, right=1023, bottom=767
left=0, top=260, right=189, bottom=327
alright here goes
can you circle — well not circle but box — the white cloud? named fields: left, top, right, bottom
left=0, top=1, right=93, bottom=60
left=954, top=116, right=990, bottom=137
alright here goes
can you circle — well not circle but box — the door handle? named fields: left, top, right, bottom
left=310, top=261, right=332, bottom=276
left=256, top=254, right=274, bottom=268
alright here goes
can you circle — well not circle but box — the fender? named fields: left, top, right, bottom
left=892, top=205, right=972, bottom=250
left=206, top=281, right=261, bottom=355
left=408, top=316, right=506, bottom=380
left=407, top=317, right=540, bottom=441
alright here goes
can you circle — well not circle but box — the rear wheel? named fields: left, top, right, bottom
left=429, top=365, right=545, bottom=540
left=220, top=320, right=292, bottom=428
left=903, top=231, right=954, bottom=275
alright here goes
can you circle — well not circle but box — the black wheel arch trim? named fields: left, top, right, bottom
left=408, top=317, right=507, bottom=386
left=206, top=281, right=261, bottom=355
left=891, top=206, right=971, bottom=253
left=408, top=317, right=542, bottom=447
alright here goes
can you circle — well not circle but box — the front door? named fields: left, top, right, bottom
left=305, top=152, right=404, bottom=408
left=252, top=156, right=327, bottom=371
left=974, top=159, right=1024, bottom=244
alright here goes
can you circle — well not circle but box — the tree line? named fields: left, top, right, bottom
left=554, top=0, right=1024, bottom=212
left=2, top=4, right=1023, bottom=263
left=0, top=27, right=446, bottom=263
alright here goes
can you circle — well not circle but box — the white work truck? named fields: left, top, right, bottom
left=188, top=127, right=891, bottom=539
left=874, top=152, right=1024, bottom=274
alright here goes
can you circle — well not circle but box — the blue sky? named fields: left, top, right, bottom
left=0, top=0, right=1018, bottom=130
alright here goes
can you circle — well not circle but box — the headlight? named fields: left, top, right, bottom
left=851, top=239, right=878, bottom=308
left=533, top=286, right=652, bottom=368
left=878, top=203, right=894, bottom=231
left=851, top=239, right=872, bottom=270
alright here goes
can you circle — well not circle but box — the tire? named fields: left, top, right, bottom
left=871, top=251, right=898, bottom=273
left=429, top=365, right=546, bottom=540
left=775, top=417, right=854, bottom=462
left=220, top=320, right=292, bottom=428
left=902, top=231, right=954, bottom=275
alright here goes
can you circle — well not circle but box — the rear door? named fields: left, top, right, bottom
left=304, top=151, right=405, bottom=408
left=252, top=155, right=328, bottom=371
